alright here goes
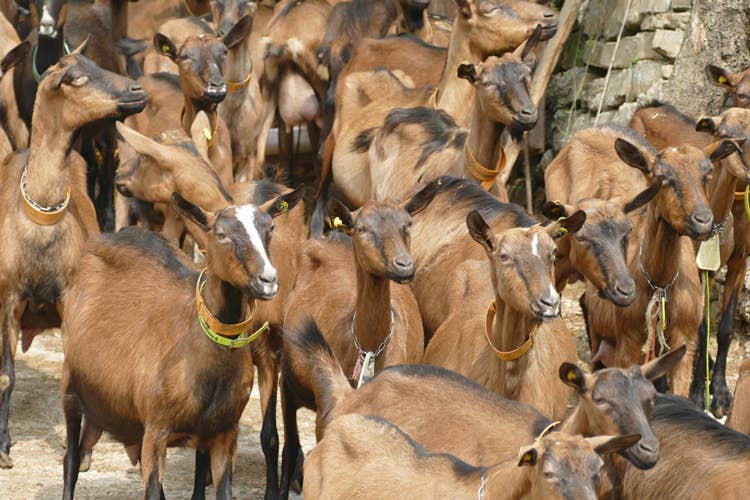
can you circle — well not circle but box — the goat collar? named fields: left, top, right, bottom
left=465, top=141, right=505, bottom=191
left=32, top=40, right=72, bottom=84
left=195, top=268, right=268, bottom=348
left=484, top=300, right=538, bottom=361
left=227, top=72, right=252, bottom=92
left=20, top=165, right=70, bottom=225
left=350, top=309, right=395, bottom=384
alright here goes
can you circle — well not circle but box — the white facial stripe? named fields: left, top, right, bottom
left=531, top=232, right=539, bottom=257
left=235, top=204, right=275, bottom=276
left=41, top=5, right=54, bottom=25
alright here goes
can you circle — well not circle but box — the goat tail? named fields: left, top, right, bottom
left=309, top=133, right=335, bottom=238
left=283, top=317, right=352, bottom=423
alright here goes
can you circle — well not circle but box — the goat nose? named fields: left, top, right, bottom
left=259, top=270, right=277, bottom=284
left=637, top=441, right=656, bottom=454
left=128, top=83, right=143, bottom=93
left=692, top=212, right=712, bottom=225
left=539, top=295, right=557, bottom=308
left=542, top=9, right=556, bottom=18
left=520, top=108, right=535, bottom=117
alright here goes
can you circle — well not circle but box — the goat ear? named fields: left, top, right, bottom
left=457, top=62, right=477, bottom=84
left=154, top=33, right=178, bottom=61
left=266, top=185, right=304, bottom=218
left=404, top=181, right=437, bottom=216
left=705, top=138, right=744, bottom=162
left=520, top=25, right=543, bottom=62
left=588, top=434, right=641, bottom=456
left=171, top=193, right=213, bottom=232
left=695, top=116, right=717, bottom=134
left=189, top=111, right=212, bottom=163
left=517, top=446, right=538, bottom=467
left=115, top=121, right=173, bottom=168
left=222, top=14, right=253, bottom=50
left=541, top=200, right=572, bottom=222
left=559, top=362, right=586, bottom=393
left=623, top=177, right=663, bottom=214
left=69, top=36, right=89, bottom=56
left=0, top=41, right=29, bottom=77
left=705, top=64, right=736, bottom=90
left=614, top=138, right=651, bottom=174
left=466, top=210, right=495, bottom=252
left=329, top=200, right=354, bottom=231
left=641, top=344, right=686, bottom=381
left=546, top=210, right=586, bottom=239
left=455, top=0, right=472, bottom=19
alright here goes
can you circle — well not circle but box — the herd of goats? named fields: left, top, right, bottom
left=0, top=0, right=747, bottom=498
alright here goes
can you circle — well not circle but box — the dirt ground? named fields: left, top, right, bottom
left=0, top=282, right=747, bottom=499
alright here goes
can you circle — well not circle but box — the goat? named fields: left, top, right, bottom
left=60, top=186, right=302, bottom=499
left=0, top=13, right=29, bottom=153
left=367, top=29, right=541, bottom=203
left=279, top=184, right=436, bottom=497
left=283, top=320, right=685, bottom=487
left=706, top=63, right=750, bottom=109
left=0, top=43, right=146, bottom=469
left=0, top=40, right=30, bottom=160
left=727, top=358, right=750, bottom=435
left=629, top=103, right=750, bottom=416
left=325, top=0, right=556, bottom=208
left=617, top=394, right=750, bottom=499
left=124, top=0, right=211, bottom=41
left=305, top=413, right=639, bottom=500
left=568, top=126, right=739, bottom=396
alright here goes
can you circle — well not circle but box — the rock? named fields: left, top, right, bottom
left=581, top=69, right=632, bottom=110
left=551, top=109, right=597, bottom=152
left=583, top=0, right=643, bottom=40
left=629, top=60, right=664, bottom=99
left=548, top=67, right=594, bottom=108
left=641, top=12, right=690, bottom=30
left=583, top=32, right=663, bottom=69
left=614, top=101, right=640, bottom=125
left=671, top=0, right=692, bottom=11
left=637, top=79, right=667, bottom=106
left=594, top=109, right=619, bottom=125
left=639, top=0, right=671, bottom=14
left=652, top=28, right=684, bottom=59
left=662, top=64, right=674, bottom=78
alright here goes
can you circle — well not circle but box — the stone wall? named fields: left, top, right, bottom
left=547, top=0, right=693, bottom=153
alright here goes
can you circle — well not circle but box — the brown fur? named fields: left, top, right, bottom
left=727, top=358, right=750, bottom=435
left=305, top=413, right=636, bottom=500
left=0, top=13, right=28, bottom=153
left=0, top=47, right=144, bottom=468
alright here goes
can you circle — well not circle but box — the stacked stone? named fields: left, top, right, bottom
left=547, top=0, right=693, bottom=152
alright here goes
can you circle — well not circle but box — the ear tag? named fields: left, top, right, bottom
left=357, top=352, right=375, bottom=388
left=558, top=226, right=569, bottom=236
left=718, top=75, right=727, bottom=84
left=162, top=44, right=171, bottom=54
left=203, top=127, right=212, bottom=141
left=696, top=234, right=721, bottom=271
left=277, top=200, right=289, bottom=213
left=566, top=369, right=577, bottom=382
left=332, top=216, right=343, bottom=228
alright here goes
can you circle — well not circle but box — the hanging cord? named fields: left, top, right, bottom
left=594, top=0, right=633, bottom=126
left=704, top=270, right=710, bottom=412
left=745, top=185, right=750, bottom=222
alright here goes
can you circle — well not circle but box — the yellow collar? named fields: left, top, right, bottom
left=465, top=142, right=506, bottom=191
left=484, top=299, right=538, bottom=361
left=428, top=88, right=439, bottom=109
left=195, top=268, right=258, bottom=338
left=20, top=166, right=70, bottom=226
left=181, top=108, right=219, bottom=149
left=227, top=72, right=252, bottom=93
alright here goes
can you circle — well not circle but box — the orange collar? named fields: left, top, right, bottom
left=227, top=72, right=252, bottom=93
left=195, top=268, right=257, bottom=337
left=20, top=166, right=70, bottom=226
left=465, top=142, right=506, bottom=191
left=484, top=300, right=538, bottom=361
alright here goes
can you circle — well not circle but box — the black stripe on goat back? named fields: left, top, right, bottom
left=597, top=123, right=659, bottom=157
left=383, top=107, right=467, bottom=168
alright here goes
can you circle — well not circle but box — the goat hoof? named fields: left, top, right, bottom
left=79, top=451, right=92, bottom=472
left=710, top=388, right=732, bottom=419
left=0, top=451, right=13, bottom=469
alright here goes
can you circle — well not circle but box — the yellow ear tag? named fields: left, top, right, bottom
left=203, top=127, right=212, bottom=141
left=162, top=44, right=171, bottom=54
left=719, top=75, right=727, bottom=84
left=332, top=216, right=343, bottom=228
left=558, top=227, right=569, bottom=236
left=277, top=200, right=288, bottom=213
left=566, top=369, right=577, bottom=381
left=521, top=451, right=534, bottom=464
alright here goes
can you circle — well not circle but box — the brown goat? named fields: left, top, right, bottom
left=125, top=0, right=212, bottom=41
left=279, top=185, right=436, bottom=496
left=305, top=413, right=639, bottom=500
left=327, top=0, right=556, bottom=207
left=569, top=126, right=739, bottom=396
left=617, top=394, right=750, bottom=499
left=0, top=44, right=146, bottom=468
left=283, top=320, right=685, bottom=485
left=0, top=14, right=28, bottom=153
left=727, top=358, right=750, bottom=435
left=707, top=63, right=750, bottom=109
left=61, top=185, right=302, bottom=498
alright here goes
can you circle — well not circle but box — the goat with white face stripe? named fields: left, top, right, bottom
left=172, top=188, right=303, bottom=300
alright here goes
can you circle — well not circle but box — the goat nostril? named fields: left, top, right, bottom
left=539, top=296, right=557, bottom=308
left=637, top=442, right=655, bottom=454
left=258, top=272, right=277, bottom=285
left=393, top=257, right=412, bottom=269
left=129, top=84, right=143, bottom=92
left=520, top=108, right=535, bottom=117
left=615, top=283, right=634, bottom=297
left=692, top=212, right=712, bottom=225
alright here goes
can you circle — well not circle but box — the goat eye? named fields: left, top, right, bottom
left=356, top=226, right=366, bottom=234
left=70, top=75, right=89, bottom=87
left=499, top=253, right=510, bottom=263
left=215, top=231, right=226, bottom=239
left=543, top=471, right=555, bottom=480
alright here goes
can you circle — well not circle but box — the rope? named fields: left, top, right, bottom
left=745, top=185, right=750, bottom=222
left=704, top=270, right=710, bottom=412
left=594, top=0, right=633, bottom=126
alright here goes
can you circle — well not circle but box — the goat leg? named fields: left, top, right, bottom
left=210, top=427, right=238, bottom=500
left=689, top=317, right=708, bottom=409
left=0, top=314, right=17, bottom=469
left=280, top=380, right=303, bottom=500
left=191, top=449, right=211, bottom=500
left=61, top=372, right=82, bottom=500
left=140, top=430, right=167, bottom=500
left=711, top=285, right=741, bottom=418
left=256, top=345, right=280, bottom=500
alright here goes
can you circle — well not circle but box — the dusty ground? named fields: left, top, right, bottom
left=0, top=282, right=747, bottom=499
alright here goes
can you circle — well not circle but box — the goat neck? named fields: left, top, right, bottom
left=353, top=257, right=393, bottom=354
left=434, top=22, right=479, bottom=126
left=639, top=203, right=681, bottom=288
left=200, top=267, right=247, bottom=325
left=467, top=96, right=505, bottom=175
left=707, top=159, right=741, bottom=228
left=25, top=98, right=76, bottom=206
left=488, top=291, right=539, bottom=400
left=181, top=98, right=219, bottom=142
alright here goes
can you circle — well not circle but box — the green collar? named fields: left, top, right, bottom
left=198, top=313, right=268, bottom=349
left=32, top=39, right=72, bottom=84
